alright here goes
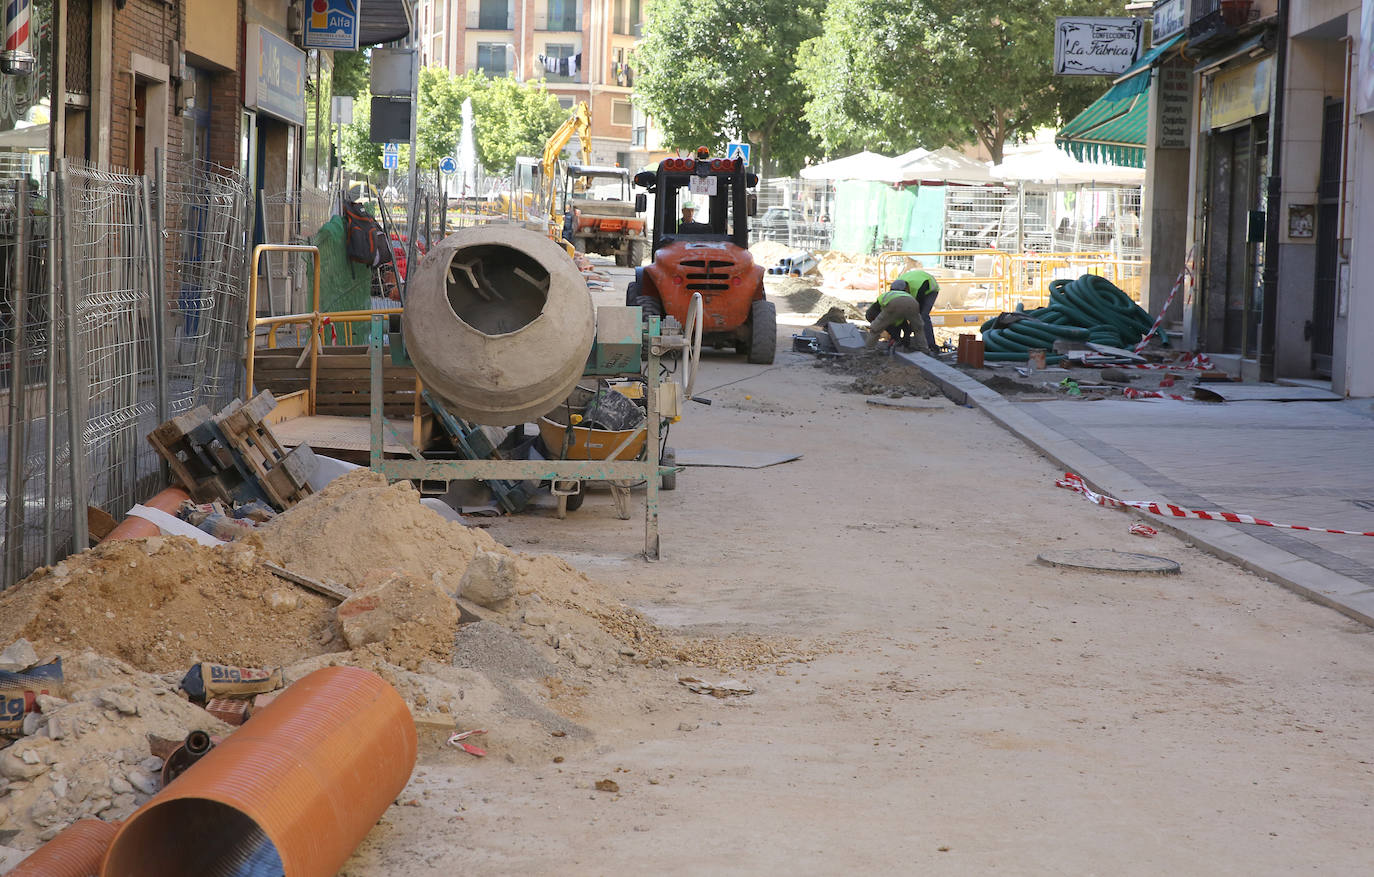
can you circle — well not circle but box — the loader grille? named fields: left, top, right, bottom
left=682, top=259, right=735, bottom=292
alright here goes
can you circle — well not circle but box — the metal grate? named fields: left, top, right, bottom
left=66, top=0, right=92, bottom=96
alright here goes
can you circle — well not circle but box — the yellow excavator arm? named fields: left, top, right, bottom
left=540, top=101, right=591, bottom=221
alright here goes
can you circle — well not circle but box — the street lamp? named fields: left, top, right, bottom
left=505, top=43, right=523, bottom=80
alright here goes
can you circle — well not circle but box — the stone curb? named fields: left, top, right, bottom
left=897, top=351, right=1374, bottom=628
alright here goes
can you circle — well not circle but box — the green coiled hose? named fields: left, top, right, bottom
left=977, top=274, right=1161, bottom=362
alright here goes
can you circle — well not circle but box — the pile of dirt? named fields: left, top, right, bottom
left=257, top=471, right=825, bottom=676
left=256, top=469, right=499, bottom=594
left=0, top=470, right=832, bottom=851
left=818, top=251, right=882, bottom=290
left=817, top=354, right=943, bottom=399
left=0, top=538, right=338, bottom=673
left=749, top=240, right=796, bottom=269
left=768, top=278, right=865, bottom=321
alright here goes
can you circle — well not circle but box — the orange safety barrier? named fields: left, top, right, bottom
left=100, top=666, right=416, bottom=877
left=100, top=487, right=191, bottom=543
left=5, top=820, right=118, bottom=877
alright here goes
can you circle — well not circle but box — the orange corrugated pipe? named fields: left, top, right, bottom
left=100, top=487, right=191, bottom=542
left=99, top=666, right=416, bottom=877
left=4, top=819, right=118, bottom=876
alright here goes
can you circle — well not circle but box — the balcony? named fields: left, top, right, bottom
left=534, top=5, right=582, bottom=32
left=1188, top=0, right=1264, bottom=51
left=467, top=3, right=512, bottom=31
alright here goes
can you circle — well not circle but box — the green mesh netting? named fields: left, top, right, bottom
left=306, top=215, right=374, bottom=344
left=832, top=181, right=945, bottom=256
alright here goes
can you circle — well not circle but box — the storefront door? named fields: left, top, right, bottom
left=1201, top=118, right=1268, bottom=356
left=1311, top=99, right=1342, bottom=376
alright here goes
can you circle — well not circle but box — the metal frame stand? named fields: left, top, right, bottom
left=366, top=315, right=674, bottom=560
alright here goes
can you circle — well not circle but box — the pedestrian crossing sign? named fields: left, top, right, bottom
left=726, top=142, right=751, bottom=165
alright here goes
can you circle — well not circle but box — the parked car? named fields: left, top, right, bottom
left=755, top=206, right=804, bottom=232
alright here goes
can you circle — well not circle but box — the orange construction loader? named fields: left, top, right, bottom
left=625, top=147, right=775, bottom=364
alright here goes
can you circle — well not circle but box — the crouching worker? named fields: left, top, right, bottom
left=864, top=279, right=931, bottom=353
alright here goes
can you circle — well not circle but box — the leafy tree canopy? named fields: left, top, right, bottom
left=635, top=0, right=823, bottom=176
left=338, top=68, right=567, bottom=177
left=797, top=0, right=1120, bottom=163
left=331, top=50, right=370, bottom=98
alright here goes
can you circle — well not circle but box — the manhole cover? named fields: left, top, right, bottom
left=1036, top=548, right=1180, bottom=575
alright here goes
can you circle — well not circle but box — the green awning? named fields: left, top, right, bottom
left=1055, top=34, right=1185, bottom=169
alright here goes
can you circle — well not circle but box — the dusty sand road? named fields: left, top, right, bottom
left=346, top=271, right=1374, bottom=875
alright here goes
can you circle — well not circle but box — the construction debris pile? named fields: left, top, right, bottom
left=0, top=469, right=824, bottom=854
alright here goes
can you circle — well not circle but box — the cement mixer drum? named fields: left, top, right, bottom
left=403, top=225, right=595, bottom=426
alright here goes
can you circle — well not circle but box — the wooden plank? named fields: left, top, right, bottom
left=264, top=390, right=311, bottom=425
left=270, top=414, right=412, bottom=454
left=262, top=561, right=353, bottom=602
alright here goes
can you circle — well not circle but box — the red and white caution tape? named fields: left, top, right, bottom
left=1057, top=472, right=1374, bottom=537
left=1129, top=521, right=1158, bottom=538
left=1123, top=387, right=1189, bottom=401
left=1133, top=252, right=1194, bottom=353
left=1112, top=353, right=1214, bottom=371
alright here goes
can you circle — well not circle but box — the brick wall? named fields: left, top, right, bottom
left=109, top=0, right=182, bottom=173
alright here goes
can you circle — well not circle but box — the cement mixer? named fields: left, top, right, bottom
left=377, top=222, right=696, bottom=557
left=403, top=224, right=596, bottom=426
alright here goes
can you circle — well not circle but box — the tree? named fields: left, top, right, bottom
left=635, top=0, right=823, bottom=177
left=796, top=0, right=1119, bottom=163
left=331, top=50, right=370, bottom=98
left=468, top=74, right=566, bottom=172
left=337, top=68, right=565, bottom=177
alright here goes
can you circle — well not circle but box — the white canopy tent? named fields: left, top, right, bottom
left=0, top=123, right=47, bottom=150
left=798, top=150, right=906, bottom=183
left=892, top=147, right=995, bottom=184
left=991, top=138, right=1144, bottom=186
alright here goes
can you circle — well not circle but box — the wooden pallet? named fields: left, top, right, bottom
left=215, top=393, right=315, bottom=509
left=147, top=391, right=315, bottom=510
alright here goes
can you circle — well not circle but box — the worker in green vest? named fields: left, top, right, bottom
left=864, top=279, right=931, bottom=354
left=894, top=268, right=940, bottom=352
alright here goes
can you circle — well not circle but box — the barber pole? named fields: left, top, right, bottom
left=1, top=0, right=34, bottom=76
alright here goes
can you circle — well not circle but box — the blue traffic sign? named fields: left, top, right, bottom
left=726, top=142, right=751, bottom=165
left=439, top=156, right=458, bottom=175
left=383, top=142, right=400, bottom=156
left=382, top=152, right=399, bottom=171
left=303, top=0, right=360, bottom=51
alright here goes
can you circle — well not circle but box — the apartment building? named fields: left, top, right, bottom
left=416, top=0, right=649, bottom=168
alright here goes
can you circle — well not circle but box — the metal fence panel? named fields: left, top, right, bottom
left=162, top=159, right=251, bottom=414
left=62, top=162, right=162, bottom=520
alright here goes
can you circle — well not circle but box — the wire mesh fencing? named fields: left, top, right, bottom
left=1, top=177, right=71, bottom=586
left=0, top=155, right=253, bottom=590
left=160, top=159, right=252, bottom=415
left=61, top=161, right=164, bottom=525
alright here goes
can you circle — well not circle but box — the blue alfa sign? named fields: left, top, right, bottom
left=304, top=0, right=362, bottom=52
